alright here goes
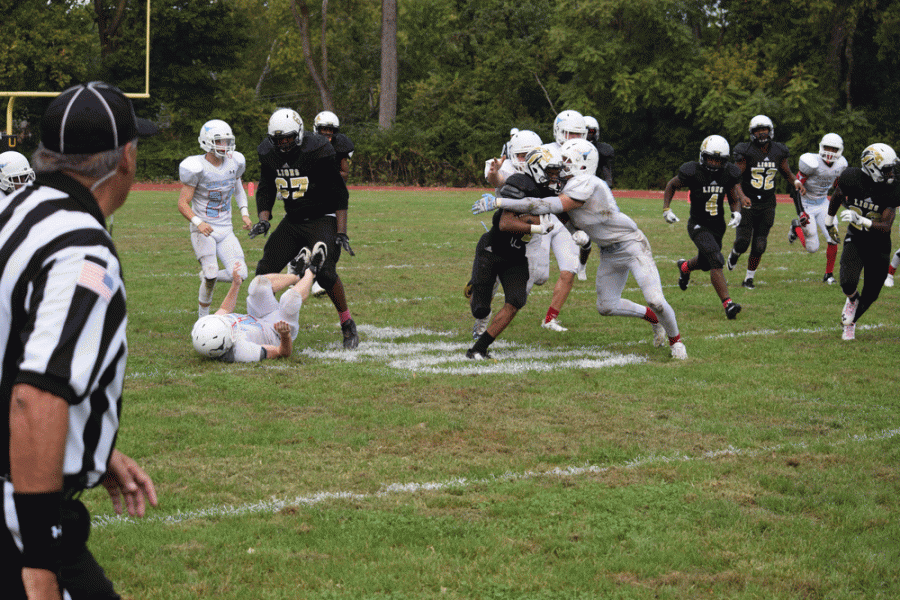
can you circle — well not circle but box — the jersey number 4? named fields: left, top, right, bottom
left=750, top=167, right=776, bottom=191
left=275, top=176, right=310, bottom=200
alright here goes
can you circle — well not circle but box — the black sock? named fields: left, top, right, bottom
left=472, top=332, right=495, bottom=353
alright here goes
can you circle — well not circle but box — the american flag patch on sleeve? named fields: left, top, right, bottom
left=77, top=260, right=114, bottom=301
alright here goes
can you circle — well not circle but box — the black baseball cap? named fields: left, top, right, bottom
left=41, top=81, right=158, bottom=155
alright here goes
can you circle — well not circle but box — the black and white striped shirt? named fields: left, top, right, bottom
left=0, top=172, right=126, bottom=492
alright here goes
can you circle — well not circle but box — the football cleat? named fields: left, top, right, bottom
left=676, top=259, right=690, bottom=291
left=652, top=323, right=667, bottom=348
left=885, top=273, right=895, bottom=288
left=725, top=301, right=742, bottom=320
left=788, top=219, right=799, bottom=244
left=842, top=322, right=856, bottom=341
left=726, top=251, right=739, bottom=271
left=541, top=318, right=568, bottom=332
left=310, top=241, right=328, bottom=275
left=341, top=318, right=359, bottom=349
left=289, top=247, right=311, bottom=276
left=465, top=348, right=491, bottom=360
left=823, top=273, right=836, bottom=285
left=311, top=281, right=328, bottom=297
left=840, top=296, right=858, bottom=326
left=742, top=278, right=755, bottom=289
left=670, top=341, right=688, bottom=360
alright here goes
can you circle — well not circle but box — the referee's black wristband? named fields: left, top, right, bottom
left=12, top=491, right=64, bottom=571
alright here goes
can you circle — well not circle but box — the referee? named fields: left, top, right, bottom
left=1, top=82, right=158, bottom=600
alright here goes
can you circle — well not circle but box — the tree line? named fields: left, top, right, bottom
left=4, top=0, right=898, bottom=190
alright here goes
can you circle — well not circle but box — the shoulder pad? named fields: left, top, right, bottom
left=562, top=176, right=596, bottom=201
left=677, top=161, right=700, bottom=181
left=732, top=142, right=751, bottom=159
left=257, top=137, right=276, bottom=158
left=300, top=131, right=335, bottom=157
left=725, top=162, right=742, bottom=180
left=503, top=173, right=540, bottom=196
left=233, top=151, right=247, bottom=177
left=595, top=142, right=614, bottom=158
left=332, top=133, right=355, bottom=154
left=499, top=183, right=525, bottom=199
left=179, top=155, right=205, bottom=185
left=798, top=153, right=819, bottom=175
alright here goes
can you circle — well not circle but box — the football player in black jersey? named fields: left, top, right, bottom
left=314, top=110, right=354, bottom=182
left=465, top=146, right=560, bottom=359
left=663, top=135, right=751, bottom=319
left=725, top=115, right=806, bottom=289
left=251, top=108, right=360, bottom=349
left=825, top=143, right=899, bottom=340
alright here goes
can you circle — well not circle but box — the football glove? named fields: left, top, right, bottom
left=535, top=214, right=554, bottom=235
left=840, top=209, right=873, bottom=230
left=336, top=233, right=355, bottom=256
left=798, top=211, right=810, bottom=227
left=471, top=193, right=498, bottom=215
left=727, top=212, right=742, bottom=228
left=824, top=214, right=840, bottom=243
left=663, top=208, right=680, bottom=224
left=572, top=230, right=590, bottom=248
left=248, top=219, right=270, bottom=239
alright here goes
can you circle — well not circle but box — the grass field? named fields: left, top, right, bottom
left=85, top=187, right=899, bottom=599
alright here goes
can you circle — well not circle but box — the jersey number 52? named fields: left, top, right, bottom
left=750, top=167, right=776, bottom=191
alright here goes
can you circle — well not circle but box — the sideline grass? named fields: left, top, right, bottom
left=85, top=188, right=899, bottom=599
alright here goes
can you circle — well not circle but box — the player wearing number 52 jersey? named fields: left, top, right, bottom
left=253, top=108, right=359, bottom=349
left=826, top=143, right=900, bottom=340
left=726, top=115, right=805, bottom=289
left=178, top=119, right=252, bottom=318
left=663, top=135, right=749, bottom=319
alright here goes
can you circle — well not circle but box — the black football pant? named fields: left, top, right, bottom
left=839, top=233, right=891, bottom=324
left=732, top=203, right=776, bottom=257
left=255, top=215, right=341, bottom=289
left=469, top=235, right=529, bottom=318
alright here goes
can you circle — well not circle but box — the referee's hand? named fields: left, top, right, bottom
left=102, top=449, right=158, bottom=518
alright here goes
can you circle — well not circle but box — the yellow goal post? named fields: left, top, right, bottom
left=0, top=0, right=151, bottom=140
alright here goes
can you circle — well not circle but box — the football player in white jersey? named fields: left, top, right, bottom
left=886, top=247, right=899, bottom=287
left=0, top=150, right=35, bottom=197
left=178, top=119, right=253, bottom=317
left=191, top=246, right=320, bottom=362
left=787, top=133, right=848, bottom=284
left=472, top=138, right=688, bottom=360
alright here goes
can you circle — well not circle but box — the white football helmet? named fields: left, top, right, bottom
left=749, top=115, right=774, bottom=145
left=191, top=315, right=234, bottom=358
left=583, top=116, right=599, bottom=143
left=524, top=144, right=565, bottom=191
left=508, top=130, right=542, bottom=173
left=819, top=133, right=844, bottom=164
left=268, top=108, right=304, bottom=152
left=860, top=143, right=897, bottom=184
left=314, top=111, right=340, bottom=137
left=560, top=138, right=599, bottom=180
left=0, top=151, right=35, bottom=192
left=198, top=119, right=236, bottom=158
left=553, top=110, right=588, bottom=146
left=699, top=135, right=730, bottom=172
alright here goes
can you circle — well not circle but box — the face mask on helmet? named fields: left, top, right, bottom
left=199, top=120, right=236, bottom=159
left=861, top=143, right=897, bottom=184
left=560, top=139, right=599, bottom=181
left=525, top=145, right=565, bottom=192
left=583, top=116, right=600, bottom=143
left=553, top=110, right=588, bottom=146
left=699, top=135, right=730, bottom=172
left=509, top=130, right=542, bottom=174
left=314, top=111, right=340, bottom=139
left=819, top=133, right=844, bottom=164
left=0, top=151, right=36, bottom=192
left=748, top=115, right=774, bottom=145
left=268, top=109, right=304, bottom=153
left=191, top=315, right=235, bottom=358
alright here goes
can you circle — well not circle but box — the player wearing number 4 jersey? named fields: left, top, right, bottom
left=663, top=135, right=750, bottom=319
left=179, top=119, right=252, bottom=318
left=726, top=115, right=805, bottom=289
left=252, top=108, right=359, bottom=349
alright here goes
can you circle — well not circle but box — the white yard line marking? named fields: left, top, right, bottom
left=93, top=426, right=900, bottom=529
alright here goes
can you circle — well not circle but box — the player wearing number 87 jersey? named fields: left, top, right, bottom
left=663, top=135, right=750, bottom=319
left=726, top=115, right=805, bottom=289
left=254, top=108, right=359, bottom=349
left=178, top=119, right=252, bottom=318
